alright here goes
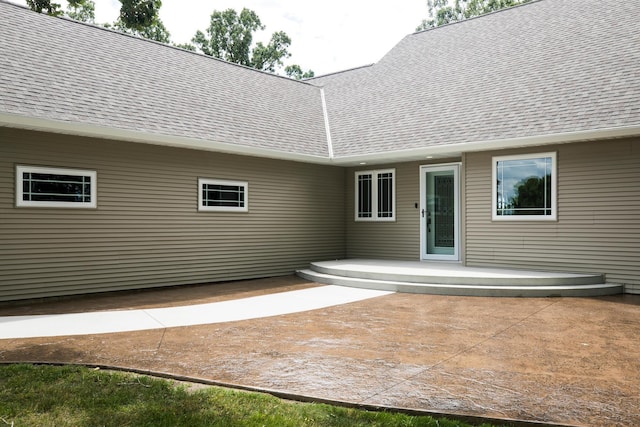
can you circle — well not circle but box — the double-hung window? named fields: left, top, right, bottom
left=198, top=178, right=248, bottom=212
left=492, top=152, right=556, bottom=220
left=16, top=165, right=97, bottom=208
left=355, top=169, right=395, bottom=221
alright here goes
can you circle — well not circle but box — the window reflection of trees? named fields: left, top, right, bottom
left=508, top=174, right=552, bottom=216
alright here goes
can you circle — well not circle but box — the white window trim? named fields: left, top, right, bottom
left=492, top=152, right=557, bottom=221
left=16, top=165, right=97, bottom=209
left=198, top=178, right=248, bottom=212
left=354, top=168, right=396, bottom=222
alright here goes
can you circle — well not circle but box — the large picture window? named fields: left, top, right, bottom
left=198, top=178, right=248, bottom=212
left=492, top=152, right=556, bottom=220
left=355, top=169, right=395, bottom=221
left=16, top=165, right=97, bottom=208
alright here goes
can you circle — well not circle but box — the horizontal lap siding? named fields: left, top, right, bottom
left=0, top=129, right=345, bottom=301
left=345, top=159, right=460, bottom=260
left=346, top=162, right=420, bottom=259
left=465, top=138, right=640, bottom=292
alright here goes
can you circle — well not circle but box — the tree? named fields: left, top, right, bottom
left=66, top=0, right=95, bottom=23
left=26, top=0, right=62, bottom=16
left=110, top=18, right=171, bottom=43
left=192, top=8, right=312, bottom=76
left=509, top=175, right=551, bottom=215
left=285, top=64, right=315, bottom=80
left=112, top=0, right=171, bottom=43
left=417, top=0, right=531, bottom=31
left=192, top=8, right=263, bottom=65
left=252, top=30, right=292, bottom=72
left=118, top=0, right=161, bottom=31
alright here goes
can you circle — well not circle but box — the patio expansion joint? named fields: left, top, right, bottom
left=154, top=328, right=168, bottom=353
left=358, top=298, right=563, bottom=406
left=140, top=310, right=168, bottom=351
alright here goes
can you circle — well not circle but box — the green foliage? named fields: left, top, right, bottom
left=192, top=8, right=263, bottom=64
left=114, top=18, right=171, bottom=43
left=0, top=364, right=495, bottom=427
left=114, top=0, right=170, bottom=43
left=416, top=0, right=531, bottom=30
left=118, top=0, right=161, bottom=31
left=252, top=30, right=292, bottom=72
left=66, top=0, right=95, bottom=23
left=192, top=8, right=296, bottom=73
left=26, top=0, right=62, bottom=16
left=285, top=64, right=315, bottom=80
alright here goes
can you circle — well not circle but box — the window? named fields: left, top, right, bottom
left=198, top=178, right=248, bottom=212
left=16, top=165, right=97, bottom=208
left=492, top=152, right=556, bottom=220
left=355, top=169, right=395, bottom=221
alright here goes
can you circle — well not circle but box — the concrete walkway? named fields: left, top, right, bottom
left=0, top=285, right=390, bottom=339
left=1, top=275, right=639, bottom=426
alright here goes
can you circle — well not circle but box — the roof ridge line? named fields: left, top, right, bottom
left=411, top=0, right=544, bottom=35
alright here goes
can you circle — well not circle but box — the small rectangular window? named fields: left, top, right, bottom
left=355, top=169, right=395, bottom=221
left=16, top=165, right=97, bottom=208
left=492, top=152, right=556, bottom=220
left=357, top=173, right=373, bottom=218
left=198, top=178, right=248, bottom=212
left=377, top=171, right=394, bottom=218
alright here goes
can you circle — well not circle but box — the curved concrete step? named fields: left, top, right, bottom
left=297, top=269, right=622, bottom=297
left=309, top=260, right=605, bottom=287
left=297, top=259, right=622, bottom=297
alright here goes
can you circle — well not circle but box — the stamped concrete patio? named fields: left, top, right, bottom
left=1, top=275, right=639, bottom=426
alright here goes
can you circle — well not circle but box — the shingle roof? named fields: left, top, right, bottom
left=1, top=0, right=639, bottom=164
left=0, top=1, right=329, bottom=158
left=316, top=0, right=640, bottom=158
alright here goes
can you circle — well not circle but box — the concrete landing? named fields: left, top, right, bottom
left=298, top=259, right=622, bottom=297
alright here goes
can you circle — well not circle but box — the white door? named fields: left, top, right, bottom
left=420, top=164, right=460, bottom=261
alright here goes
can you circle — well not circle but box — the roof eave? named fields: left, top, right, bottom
left=3, top=113, right=638, bottom=167
left=0, top=113, right=332, bottom=165
left=329, top=125, right=640, bottom=166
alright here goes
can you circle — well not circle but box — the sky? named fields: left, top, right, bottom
left=10, top=0, right=428, bottom=76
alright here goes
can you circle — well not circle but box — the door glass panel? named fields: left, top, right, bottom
left=434, top=175, right=454, bottom=248
left=426, top=170, right=455, bottom=256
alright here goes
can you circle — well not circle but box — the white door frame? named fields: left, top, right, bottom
left=420, top=163, right=461, bottom=261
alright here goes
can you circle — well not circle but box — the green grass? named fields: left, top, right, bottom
left=0, top=364, right=500, bottom=426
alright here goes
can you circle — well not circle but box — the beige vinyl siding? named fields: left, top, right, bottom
left=0, top=129, right=345, bottom=301
left=345, top=159, right=460, bottom=260
left=465, top=138, right=640, bottom=292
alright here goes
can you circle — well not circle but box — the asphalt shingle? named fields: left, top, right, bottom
left=0, top=1, right=329, bottom=157
left=1, top=0, right=639, bottom=161
left=315, top=0, right=640, bottom=158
